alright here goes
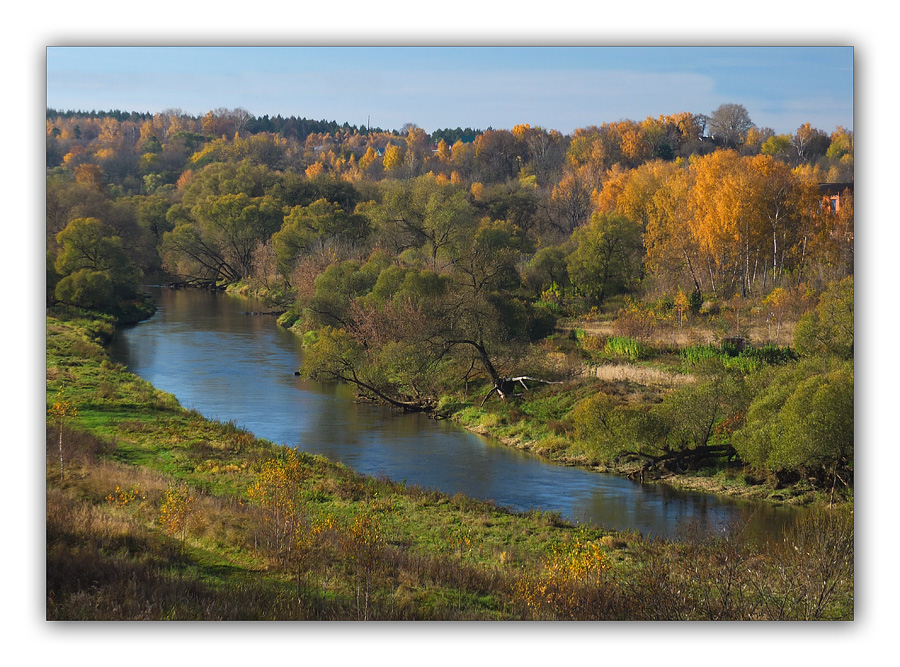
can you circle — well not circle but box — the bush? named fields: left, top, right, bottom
left=794, top=276, right=853, bottom=359
left=732, top=358, right=853, bottom=486
left=55, top=269, right=116, bottom=312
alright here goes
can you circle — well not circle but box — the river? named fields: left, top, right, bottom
left=107, top=286, right=802, bottom=540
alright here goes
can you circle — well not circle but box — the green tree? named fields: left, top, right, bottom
left=574, top=363, right=747, bottom=471
left=761, top=134, right=792, bottom=159
left=53, top=217, right=141, bottom=312
left=733, top=358, right=853, bottom=493
left=366, top=176, right=477, bottom=268
left=794, top=276, right=854, bottom=359
left=304, top=252, right=388, bottom=328
left=654, top=366, right=747, bottom=468
left=770, top=365, right=853, bottom=478
left=523, top=244, right=572, bottom=298
left=161, top=192, right=283, bottom=283
left=567, top=212, right=643, bottom=307
left=272, top=199, right=370, bottom=277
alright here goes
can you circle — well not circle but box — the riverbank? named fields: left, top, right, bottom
left=274, top=308, right=851, bottom=509
left=45, top=308, right=853, bottom=620
left=443, top=360, right=848, bottom=508
left=453, top=404, right=838, bottom=507
left=233, top=280, right=850, bottom=508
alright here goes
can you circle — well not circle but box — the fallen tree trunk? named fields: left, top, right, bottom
left=480, top=376, right=564, bottom=406
left=625, top=444, right=739, bottom=479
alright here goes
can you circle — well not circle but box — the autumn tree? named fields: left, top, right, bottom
left=594, top=159, right=679, bottom=231
left=48, top=390, right=77, bottom=481
left=543, top=169, right=593, bottom=238
left=158, top=484, right=196, bottom=554
left=450, top=139, right=476, bottom=181
left=512, top=124, right=566, bottom=186
left=688, top=149, right=760, bottom=297
left=823, top=126, right=854, bottom=182
left=473, top=129, right=521, bottom=183
left=792, top=123, right=830, bottom=164
left=246, top=450, right=311, bottom=560
left=382, top=143, right=403, bottom=175
left=743, top=154, right=808, bottom=287
left=402, top=125, right=430, bottom=177
left=643, top=162, right=704, bottom=296
left=201, top=107, right=252, bottom=138
left=566, top=124, right=624, bottom=179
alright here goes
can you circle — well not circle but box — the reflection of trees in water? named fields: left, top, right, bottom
left=584, top=483, right=803, bottom=541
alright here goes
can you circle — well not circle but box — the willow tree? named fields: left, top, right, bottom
left=574, top=362, right=747, bottom=473
left=53, top=217, right=141, bottom=312
left=161, top=192, right=283, bottom=284
left=301, top=219, right=556, bottom=410
left=271, top=198, right=370, bottom=278
left=365, top=175, right=478, bottom=269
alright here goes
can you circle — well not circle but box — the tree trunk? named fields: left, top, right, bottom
left=59, top=424, right=64, bottom=482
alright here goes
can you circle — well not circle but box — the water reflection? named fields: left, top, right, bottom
left=108, top=287, right=803, bottom=540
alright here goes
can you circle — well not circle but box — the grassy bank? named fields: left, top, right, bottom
left=437, top=328, right=844, bottom=507
left=45, top=309, right=853, bottom=620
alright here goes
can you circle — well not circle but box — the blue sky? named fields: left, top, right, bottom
left=46, top=46, right=853, bottom=136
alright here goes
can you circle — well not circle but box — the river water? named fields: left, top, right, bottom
left=107, top=286, right=802, bottom=540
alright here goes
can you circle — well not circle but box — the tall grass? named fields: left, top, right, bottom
left=681, top=342, right=797, bottom=373
left=604, top=335, right=650, bottom=362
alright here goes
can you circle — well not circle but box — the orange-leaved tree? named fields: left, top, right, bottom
left=158, top=484, right=196, bottom=554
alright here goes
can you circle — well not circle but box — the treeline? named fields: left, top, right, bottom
left=45, top=102, right=853, bottom=491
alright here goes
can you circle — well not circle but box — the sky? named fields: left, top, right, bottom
left=46, top=46, right=853, bottom=136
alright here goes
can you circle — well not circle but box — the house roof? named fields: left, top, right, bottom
left=818, top=182, right=854, bottom=196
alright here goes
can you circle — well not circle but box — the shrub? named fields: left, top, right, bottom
left=55, top=269, right=116, bottom=311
